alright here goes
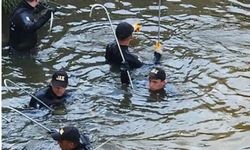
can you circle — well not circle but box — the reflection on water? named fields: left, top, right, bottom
left=2, top=0, right=250, bottom=149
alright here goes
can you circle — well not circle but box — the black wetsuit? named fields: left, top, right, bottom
left=29, top=86, right=69, bottom=109
left=74, top=134, right=92, bottom=150
left=9, top=0, right=51, bottom=54
left=107, top=41, right=162, bottom=84
left=148, top=88, right=167, bottom=102
left=105, top=41, right=143, bottom=69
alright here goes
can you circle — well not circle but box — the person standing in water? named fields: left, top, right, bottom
left=9, top=0, right=55, bottom=55
left=105, top=22, right=162, bottom=69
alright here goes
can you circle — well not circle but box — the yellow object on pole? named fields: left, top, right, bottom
left=154, top=0, right=163, bottom=52
left=154, top=41, right=163, bottom=54
left=133, top=23, right=142, bottom=32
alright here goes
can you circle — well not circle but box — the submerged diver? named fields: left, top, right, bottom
left=148, top=67, right=166, bottom=92
left=121, top=67, right=175, bottom=102
left=9, top=0, right=55, bottom=55
left=147, top=67, right=168, bottom=101
left=121, top=66, right=166, bottom=91
left=105, top=22, right=162, bottom=69
left=51, top=126, right=91, bottom=150
left=29, top=70, right=70, bottom=109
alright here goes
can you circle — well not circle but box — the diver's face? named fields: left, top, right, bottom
left=52, top=86, right=66, bottom=97
left=149, top=79, right=165, bottom=91
left=58, top=140, right=75, bottom=150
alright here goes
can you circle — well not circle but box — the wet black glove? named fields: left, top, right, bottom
left=44, top=7, right=56, bottom=18
left=48, top=7, right=57, bottom=13
left=34, top=3, right=47, bottom=13
left=154, top=52, right=162, bottom=65
left=120, top=61, right=130, bottom=84
left=120, top=61, right=130, bottom=71
left=34, top=6, right=56, bottom=30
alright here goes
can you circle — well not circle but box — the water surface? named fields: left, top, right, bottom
left=2, top=0, right=250, bottom=149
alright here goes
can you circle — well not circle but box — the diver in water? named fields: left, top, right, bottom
left=9, top=0, right=55, bottom=55
left=51, top=126, right=91, bottom=150
left=105, top=22, right=162, bottom=69
left=111, top=25, right=171, bottom=101
left=29, top=70, right=70, bottom=109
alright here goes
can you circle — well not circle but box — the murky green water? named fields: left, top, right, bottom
left=2, top=0, right=250, bottom=149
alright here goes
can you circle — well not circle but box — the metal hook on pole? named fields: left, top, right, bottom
left=5, top=106, right=52, bottom=132
left=49, top=12, right=54, bottom=32
left=89, top=4, right=134, bottom=89
left=38, top=1, right=55, bottom=32
left=4, top=79, right=54, bottom=111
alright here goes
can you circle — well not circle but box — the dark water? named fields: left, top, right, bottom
left=2, top=0, right=250, bottom=149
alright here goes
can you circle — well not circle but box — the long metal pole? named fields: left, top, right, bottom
left=89, top=4, right=134, bottom=89
left=5, top=106, right=52, bottom=132
left=4, top=79, right=54, bottom=111
left=158, top=0, right=161, bottom=43
left=93, top=137, right=113, bottom=150
left=2, top=117, right=10, bottom=123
